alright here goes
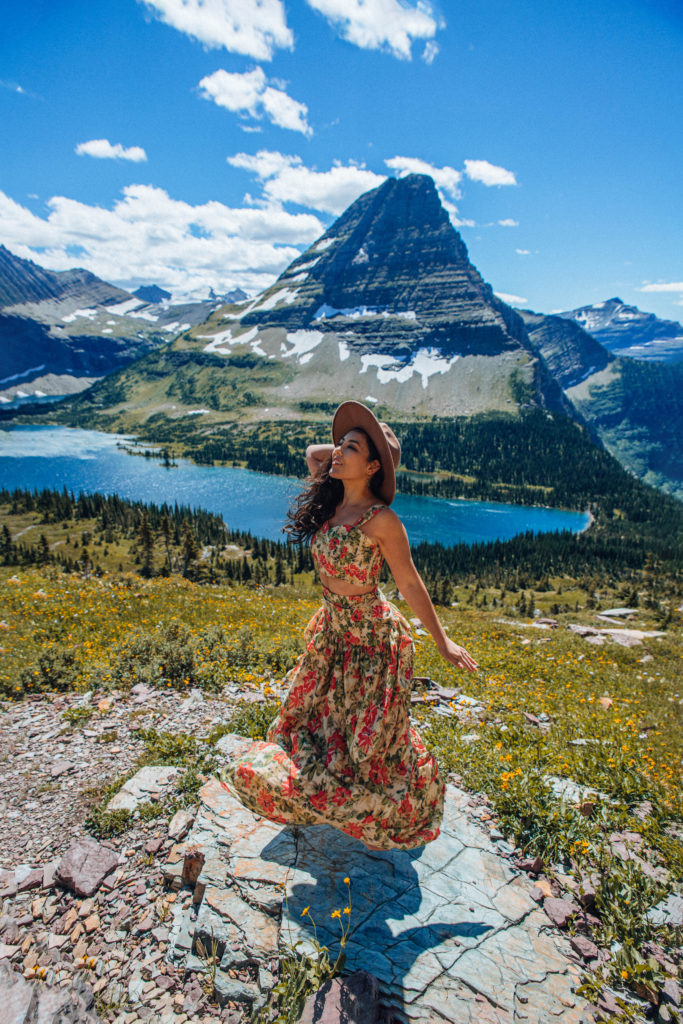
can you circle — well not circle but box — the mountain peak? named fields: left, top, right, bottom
left=237, top=172, right=487, bottom=339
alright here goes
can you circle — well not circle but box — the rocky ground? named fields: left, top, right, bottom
left=0, top=681, right=280, bottom=1023
left=1, top=678, right=680, bottom=1024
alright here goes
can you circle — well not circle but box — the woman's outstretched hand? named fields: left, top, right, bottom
left=438, top=638, right=479, bottom=671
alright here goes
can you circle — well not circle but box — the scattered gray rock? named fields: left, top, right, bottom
left=105, top=764, right=183, bottom=813
left=0, top=960, right=102, bottom=1022
left=543, top=774, right=611, bottom=806
left=168, top=807, right=195, bottom=841
left=16, top=868, right=43, bottom=893
left=661, top=978, right=681, bottom=1007
left=55, top=837, right=119, bottom=897
left=50, top=759, right=76, bottom=779
left=647, top=892, right=683, bottom=928
left=213, top=971, right=261, bottom=1006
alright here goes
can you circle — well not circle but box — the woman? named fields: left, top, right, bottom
left=220, top=401, right=478, bottom=851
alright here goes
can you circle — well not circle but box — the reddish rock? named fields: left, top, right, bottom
left=543, top=897, right=579, bottom=928
left=182, top=846, right=205, bottom=887
left=575, top=871, right=600, bottom=908
left=17, top=869, right=43, bottom=893
left=517, top=856, right=543, bottom=874
left=569, top=935, right=599, bottom=960
left=597, top=988, right=621, bottom=1017
left=144, top=837, right=164, bottom=855
left=299, top=970, right=380, bottom=1024
left=56, top=837, right=120, bottom=897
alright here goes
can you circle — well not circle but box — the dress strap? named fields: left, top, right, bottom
left=355, top=504, right=388, bottom=528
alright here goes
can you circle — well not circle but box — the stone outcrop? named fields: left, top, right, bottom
left=162, top=758, right=591, bottom=1023
left=55, top=838, right=120, bottom=898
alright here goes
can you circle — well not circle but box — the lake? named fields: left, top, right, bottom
left=0, top=425, right=589, bottom=546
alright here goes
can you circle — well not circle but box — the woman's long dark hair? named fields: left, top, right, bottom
left=284, top=428, right=385, bottom=543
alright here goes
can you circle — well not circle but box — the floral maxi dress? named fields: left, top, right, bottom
left=219, top=505, right=445, bottom=850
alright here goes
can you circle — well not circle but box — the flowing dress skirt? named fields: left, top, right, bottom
left=219, top=586, right=445, bottom=850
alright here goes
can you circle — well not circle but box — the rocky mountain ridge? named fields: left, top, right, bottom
left=522, top=309, right=683, bottom=501
left=0, top=246, right=236, bottom=405
left=557, top=297, right=683, bottom=363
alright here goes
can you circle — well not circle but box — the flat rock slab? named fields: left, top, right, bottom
left=165, top=765, right=594, bottom=1024
left=106, top=765, right=183, bottom=813
left=55, top=836, right=120, bottom=897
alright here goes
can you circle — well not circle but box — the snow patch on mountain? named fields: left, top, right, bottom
left=200, top=326, right=258, bottom=354
left=282, top=330, right=324, bottom=360
left=62, top=308, right=99, bottom=323
left=314, top=304, right=417, bottom=322
left=107, top=298, right=144, bottom=316
left=128, top=309, right=159, bottom=323
left=360, top=348, right=460, bottom=389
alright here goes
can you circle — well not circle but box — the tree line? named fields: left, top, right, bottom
left=2, top=483, right=681, bottom=605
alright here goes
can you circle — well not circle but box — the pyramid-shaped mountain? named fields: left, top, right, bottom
left=175, top=174, right=569, bottom=419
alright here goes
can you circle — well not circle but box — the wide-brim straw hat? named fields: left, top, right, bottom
left=332, top=400, right=401, bottom=505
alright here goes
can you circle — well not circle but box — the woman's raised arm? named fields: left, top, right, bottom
left=365, top=510, right=478, bottom=672
left=305, top=443, right=335, bottom=478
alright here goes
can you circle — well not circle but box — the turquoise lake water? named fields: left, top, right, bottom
left=0, top=425, right=589, bottom=546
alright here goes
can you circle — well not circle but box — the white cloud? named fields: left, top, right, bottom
left=495, top=291, right=527, bottom=306
left=228, top=150, right=385, bottom=214
left=0, top=79, right=26, bottom=94
left=639, top=281, right=683, bottom=293
left=199, top=68, right=311, bottom=135
left=498, top=218, right=518, bottom=227
left=305, top=0, right=442, bottom=60
left=75, top=139, right=148, bottom=162
left=516, top=248, right=531, bottom=256
left=138, top=0, right=292, bottom=60
left=464, top=159, right=517, bottom=187
left=422, top=40, right=439, bottom=64
left=0, top=184, right=323, bottom=299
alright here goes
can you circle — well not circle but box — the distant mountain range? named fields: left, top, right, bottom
left=0, top=245, right=245, bottom=404
left=557, top=297, right=683, bottom=363
left=519, top=309, right=683, bottom=499
left=4, top=177, right=682, bottom=502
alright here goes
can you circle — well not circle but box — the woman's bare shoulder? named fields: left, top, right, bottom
left=362, top=506, right=404, bottom=538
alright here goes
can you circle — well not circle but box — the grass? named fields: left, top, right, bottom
left=0, top=563, right=681, bottom=1009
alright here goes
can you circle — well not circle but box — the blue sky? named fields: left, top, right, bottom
left=1, top=0, right=681, bottom=319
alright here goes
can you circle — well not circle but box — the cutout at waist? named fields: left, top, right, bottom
left=319, top=572, right=378, bottom=597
